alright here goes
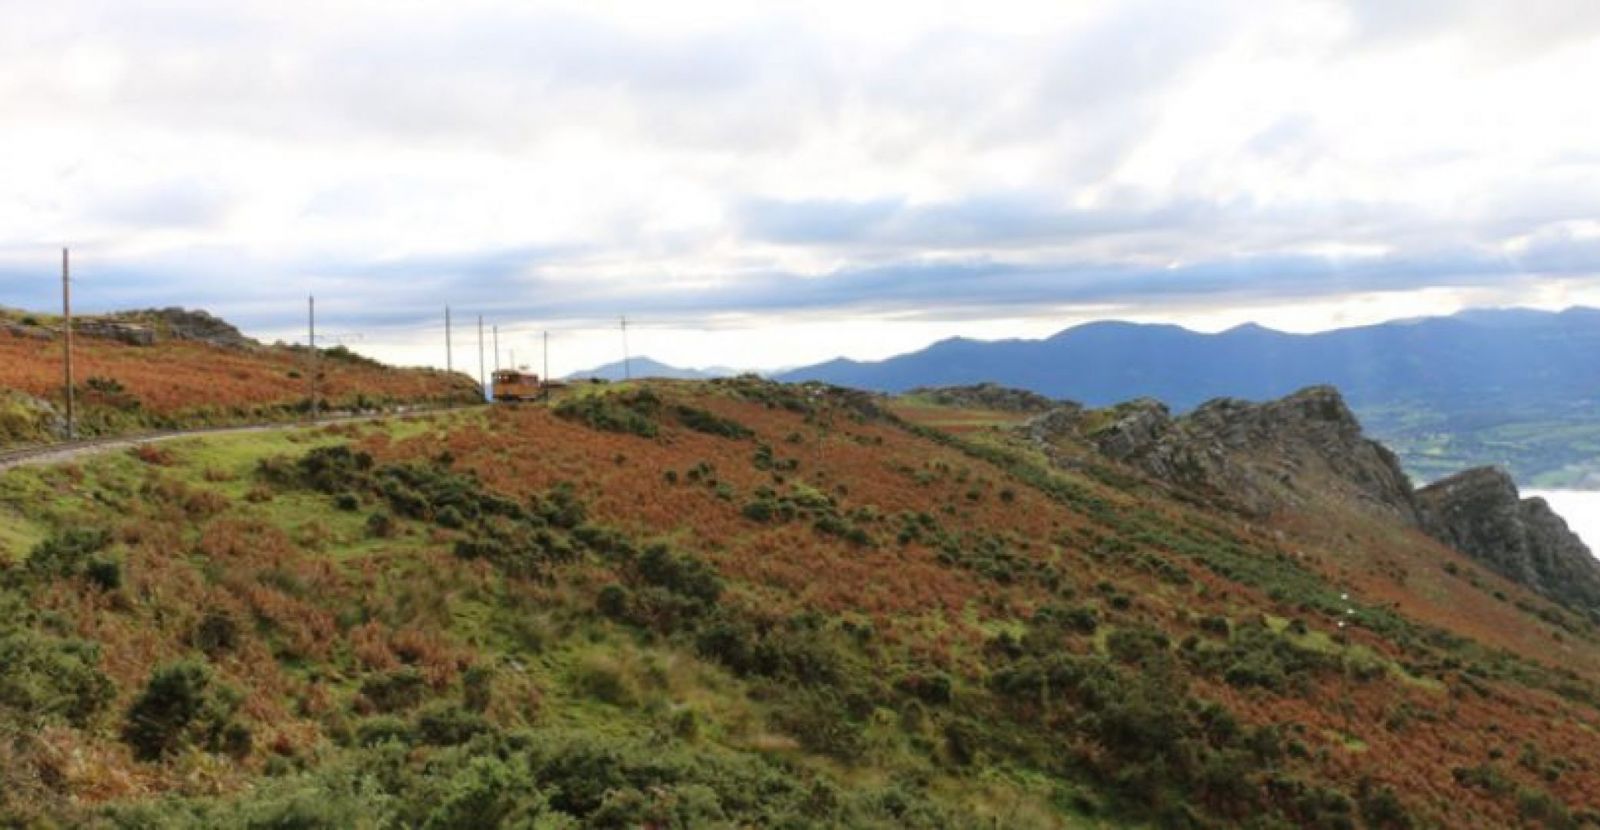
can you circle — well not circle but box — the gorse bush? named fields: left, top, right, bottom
left=554, top=389, right=663, bottom=438
left=0, top=628, right=115, bottom=728
left=123, top=660, right=250, bottom=761
left=673, top=404, right=754, bottom=439
left=26, top=528, right=114, bottom=581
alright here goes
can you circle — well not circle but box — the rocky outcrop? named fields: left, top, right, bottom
left=111, top=308, right=257, bottom=349
left=76, top=319, right=156, bottom=346
left=3, top=308, right=253, bottom=348
left=1029, top=385, right=1424, bottom=523
left=910, top=383, right=1061, bottom=413
left=1418, top=467, right=1600, bottom=611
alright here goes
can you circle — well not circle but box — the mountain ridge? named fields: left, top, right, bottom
left=777, top=306, right=1600, bottom=486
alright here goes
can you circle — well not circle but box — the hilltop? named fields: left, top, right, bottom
left=1, top=377, right=1598, bottom=827
left=776, top=307, right=1600, bottom=487
left=0, top=307, right=480, bottom=447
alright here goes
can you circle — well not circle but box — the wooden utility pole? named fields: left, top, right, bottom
left=477, top=315, right=486, bottom=401
left=620, top=315, right=631, bottom=381
left=308, top=295, right=318, bottom=421
left=445, top=306, right=453, bottom=374
left=542, top=330, right=550, bottom=401
left=62, top=248, right=75, bottom=440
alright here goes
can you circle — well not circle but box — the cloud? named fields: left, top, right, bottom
left=0, top=0, right=1598, bottom=367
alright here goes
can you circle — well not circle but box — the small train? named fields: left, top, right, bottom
left=491, top=370, right=564, bottom=402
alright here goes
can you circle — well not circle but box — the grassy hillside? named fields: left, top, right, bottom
left=1, top=379, right=1598, bottom=827
left=0, top=318, right=479, bottom=446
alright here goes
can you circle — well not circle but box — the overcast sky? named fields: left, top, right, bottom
left=2, top=0, right=1599, bottom=374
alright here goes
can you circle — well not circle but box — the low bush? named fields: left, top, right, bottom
left=673, top=404, right=753, bottom=439
left=360, top=668, right=431, bottom=714
left=0, top=629, right=115, bottom=728
left=554, top=390, right=662, bottom=438
left=123, top=660, right=250, bottom=761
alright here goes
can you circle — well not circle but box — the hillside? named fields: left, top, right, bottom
left=2, top=378, right=1599, bottom=827
left=775, top=307, right=1600, bottom=487
left=0, top=307, right=480, bottom=447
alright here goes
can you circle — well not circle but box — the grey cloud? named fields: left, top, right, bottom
left=738, top=193, right=1216, bottom=248
left=88, top=181, right=232, bottom=230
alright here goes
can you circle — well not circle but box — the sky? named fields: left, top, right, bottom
left=2, top=0, right=1600, bottom=374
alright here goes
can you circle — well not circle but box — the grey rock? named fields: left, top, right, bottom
left=1417, top=467, right=1600, bottom=611
left=109, top=308, right=258, bottom=349
left=75, top=320, right=156, bottom=346
left=1034, top=385, right=1424, bottom=523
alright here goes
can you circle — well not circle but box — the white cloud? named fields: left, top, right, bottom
left=0, top=0, right=1597, bottom=373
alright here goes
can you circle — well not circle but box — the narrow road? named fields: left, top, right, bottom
left=0, top=405, right=478, bottom=473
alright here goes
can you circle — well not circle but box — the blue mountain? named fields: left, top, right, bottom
left=776, top=307, right=1600, bottom=485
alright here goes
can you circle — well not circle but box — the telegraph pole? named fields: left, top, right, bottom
left=477, top=315, right=487, bottom=401
left=308, top=295, right=318, bottom=421
left=445, top=306, right=453, bottom=374
left=542, top=330, right=550, bottom=402
left=62, top=248, right=75, bottom=440
left=620, top=315, right=631, bottom=381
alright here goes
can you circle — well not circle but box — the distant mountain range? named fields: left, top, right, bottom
left=558, top=309, right=1600, bottom=486
left=774, top=307, right=1600, bottom=407
left=770, top=307, right=1600, bottom=487
left=562, top=356, right=741, bottom=382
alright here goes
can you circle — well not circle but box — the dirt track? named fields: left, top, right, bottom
left=0, top=406, right=475, bottom=473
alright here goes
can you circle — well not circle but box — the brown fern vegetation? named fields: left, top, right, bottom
left=0, top=329, right=479, bottom=446
left=0, top=377, right=1597, bottom=828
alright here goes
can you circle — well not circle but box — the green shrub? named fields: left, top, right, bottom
left=554, top=390, right=661, bottom=438
left=191, top=610, right=240, bottom=656
left=1357, top=780, right=1414, bottom=830
left=354, top=715, right=415, bottom=747
left=0, top=629, right=114, bottom=728
left=422, top=755, right=550, bottom=830
left=360, top=668, right=430, bottom=713
left=462, top=666, right=495, bottom=713
left=673, top=405, right=753, bottom=439
left=123, top=660, right=248, bottom=761
left=596, top=584, right=630, bottom=619
left=414, top=702, right=491, bottom=746
left=85, top=555, right=123, bottom=591
left=366, top=511, right=396, bottom=538
left=637, top=545, right=722, bottom=606
left=27, top=528, right=113, bottom=580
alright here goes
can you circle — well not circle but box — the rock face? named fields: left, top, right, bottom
left=1030, top=385, right=1424, bottom=522
left=113, top=308, right=257, bottom=348
left=76, top=319, right=156, bottom=346
left=2, top=308, right=255, bottom=348
left=1418, top=467, right=1600, bottom=611
left=909, top=383, right=1061, bottom=413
